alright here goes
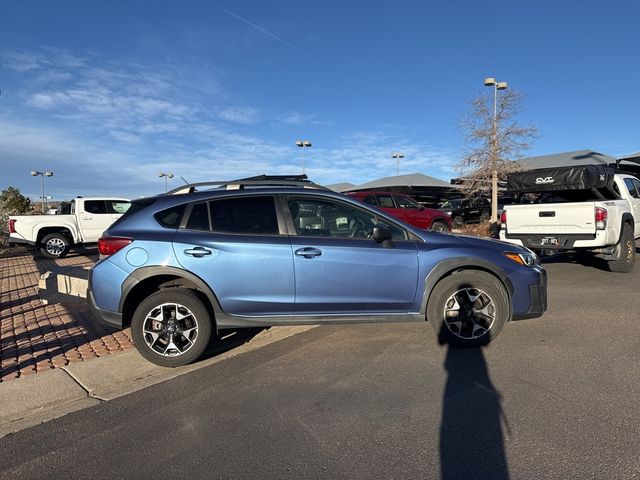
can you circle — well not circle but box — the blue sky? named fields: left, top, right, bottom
left=1, top=0, right=639, bottom=200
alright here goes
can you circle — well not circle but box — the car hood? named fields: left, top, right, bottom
left=413, top=230, right=530, bottom=254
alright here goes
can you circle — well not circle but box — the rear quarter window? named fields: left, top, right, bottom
left=154, top=204, right=186, bottom=228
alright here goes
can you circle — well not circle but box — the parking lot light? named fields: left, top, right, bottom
left=158, top=172, right=174, bottom=193
left=31, top=170, right=54, bottom=214
left=296, top=140, right=312, bottom=174
left=392, top=152, right=404, bottom=176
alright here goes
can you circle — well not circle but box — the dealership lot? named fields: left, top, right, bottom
left=1, top=247, right=640, bottom=478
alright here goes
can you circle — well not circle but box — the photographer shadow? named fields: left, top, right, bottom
left=440, top=344, right=511, bottom=480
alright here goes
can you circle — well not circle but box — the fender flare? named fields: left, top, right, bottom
left=617, top=213, right=635, bottom=243
left=35, top=224, right=80, bottom=245
left=118, top=265, right=224, bottom=316
left=419, top=257, right=514, bottom=318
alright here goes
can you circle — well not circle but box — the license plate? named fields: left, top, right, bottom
left=541, top=237, right=558, bottom=246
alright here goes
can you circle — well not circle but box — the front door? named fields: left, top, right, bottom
left=287, top=196, right=419, bottom=314
left=79, top=200, right=119, bottom=242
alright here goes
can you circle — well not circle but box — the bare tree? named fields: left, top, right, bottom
left=457, top=88, right=537, bottom=222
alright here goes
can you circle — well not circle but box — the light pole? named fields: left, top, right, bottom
left=483, top=77, right=508, bottom=223
left=158, top=172, right=174, bottom=192
left=392, top=152, right=404, bottom=176
left=31, top=170, right=53, bottom=214
left=295, top=140, right=312, bottom=174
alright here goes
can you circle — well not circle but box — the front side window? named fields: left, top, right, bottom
left=84, top=200, right=107, bottom=214
left=288, top=197, right=406, bottom=240
left=395, top=195, right=420, bottom=209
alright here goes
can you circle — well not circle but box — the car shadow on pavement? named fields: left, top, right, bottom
left=439, top=345, right=511, bottom=480
left=199, top=327, right=267, bottom=361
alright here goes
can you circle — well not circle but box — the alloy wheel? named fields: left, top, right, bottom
left=442, top=287, right=496, bottom=340
left=142, top=303, right=199, bottom=357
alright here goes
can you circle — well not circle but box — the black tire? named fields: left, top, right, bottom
left=607, top=223, right=636, bottom=273
left=427, top=270, right=509, bottom=347
left=430, top=221, right=449, bottom=232
left=131, top=288, right=213, bottom=367
left=452, top=216, right=464, bottom=229
left=39, top=233, right=70, bottom=258
left=479, top=212, right=490, bottom=223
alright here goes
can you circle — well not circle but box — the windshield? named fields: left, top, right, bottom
left=440, top=199, right=461, bottom=209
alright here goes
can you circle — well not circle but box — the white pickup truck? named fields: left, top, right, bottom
left=499, top=165, right=640, bottom=273
left=8, top=197, right=130, bottom=258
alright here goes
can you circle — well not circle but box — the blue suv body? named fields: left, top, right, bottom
left=88, top=176, right=546, bottom=366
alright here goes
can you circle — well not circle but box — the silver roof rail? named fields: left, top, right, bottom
left=166, top=175, right=330, bottom=195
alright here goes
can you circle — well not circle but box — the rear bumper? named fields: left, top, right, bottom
left=512, top=268, right=547, bottom=321
left=87, top=270, right=123, bottom=328
left=500, top=230, right=608, bottom=250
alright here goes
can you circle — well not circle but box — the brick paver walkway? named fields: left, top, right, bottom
left=0, top=247, right=134, bottom=382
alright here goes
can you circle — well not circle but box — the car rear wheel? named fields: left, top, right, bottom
left=607, top=222, right=636, bottom=273
left=39, top=233, right=70, bottom=258
left=427, top=270, right=508, bottom=347
left=131, top=288, right=213, bottom=367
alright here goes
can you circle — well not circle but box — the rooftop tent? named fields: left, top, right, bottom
left=345, top=173, right=461, bottom=208
left=507, top=164, right=615, bottom=193
left=514, top=150, right=616, bottom=170
left=326, top=182, right=357, bottom=193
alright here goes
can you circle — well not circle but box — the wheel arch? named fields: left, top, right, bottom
left=36, top=227, right=76, bottom=246
left=619, top=212, right=635, bottom=241
left=119, top=266, right=223, bottom=330
left=420, top=258, right=514, bottom=320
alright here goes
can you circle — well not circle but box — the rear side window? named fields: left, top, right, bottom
left=84, top=200, right=108, bottom=214
left=186, top=202, right=211, bottom=231
left=377, top=195, right=395, bottom=208
left=624, top=178, right=639, bottom=199
left=210, top=196, right=278, bottom=235
left=363, top=195, right=378, bottom=206
left=155, top=204, right=186, bottom=228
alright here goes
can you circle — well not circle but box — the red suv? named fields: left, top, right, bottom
left=347, top=191, right=452, bottom=232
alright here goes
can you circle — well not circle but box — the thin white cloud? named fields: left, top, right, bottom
left=216, top=106, right=261, bottom=125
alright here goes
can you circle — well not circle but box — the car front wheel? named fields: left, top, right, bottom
left=131, top=288, right=213, bottom=367
left=427, top=270, right=508, bottom=347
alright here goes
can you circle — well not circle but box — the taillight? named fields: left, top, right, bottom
left=8, top=219, right=16, bottom=233
left=595, top=207, right=607, bottom=230
left=98, top=237, right=133, bottom=256
left=500, top=210, right=507, bottom=228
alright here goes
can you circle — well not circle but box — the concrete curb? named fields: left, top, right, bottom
left=0, top=325, right=316, bottom=439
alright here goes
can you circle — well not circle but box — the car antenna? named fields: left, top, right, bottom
left=180, top=176, right=190, bottom=185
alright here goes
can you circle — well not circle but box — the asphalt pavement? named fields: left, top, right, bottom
left=2, top=253, right=640, bottom=479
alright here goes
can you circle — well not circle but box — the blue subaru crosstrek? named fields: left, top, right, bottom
left=88, top=176, right=547, bottom=366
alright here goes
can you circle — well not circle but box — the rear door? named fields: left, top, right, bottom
left=78, top=200, right=118, bottom=242
left=173, top=195, right=295, bottom=316
left=287, top=195, right=419, bottom=314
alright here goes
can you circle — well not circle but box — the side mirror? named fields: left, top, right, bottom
left=372, top=224, right=392, bottom=243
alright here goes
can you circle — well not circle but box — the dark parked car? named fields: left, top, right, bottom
left=440, top=196, right=515, bottom=228
left=347, top=190, right=452, bottom=231
left=88, top=176, right=546, bottom=367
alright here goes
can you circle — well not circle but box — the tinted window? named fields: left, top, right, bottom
left=186, top=202, right=211, bottom=231
left=363, top=195, right=378, bottom=206
left=632, top=179, right=640, bottom=198
left=106, top=201, right=131, bottom=214
left=84, top=200, right=108, bottom=214
left=624, top=178, right=639, bottom=199
left=377, top=195, right=395, bottom=208
left=210, top=196, right=278, bottom=235
left=155, top=204, right=186, bottom=228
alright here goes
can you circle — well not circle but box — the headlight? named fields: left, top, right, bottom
left=504, top=251, right=538, bottom=267
left=446, top=211, right=452, bottom=216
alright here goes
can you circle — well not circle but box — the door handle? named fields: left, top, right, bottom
left=184, top=247, right=212, bottom=258
left=295, top=247, right=322, bottom=259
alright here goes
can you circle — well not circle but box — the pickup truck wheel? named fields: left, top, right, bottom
left=452, top=216, right=464, bottom=229
left=430, top=221, right=448, bottom=232
left=39, top=233, right=70, bottom=259
left=428, top=270, right=508, bottom=347
left=607, top=223, right=636, bottom=273
left=131, top=289, right=212, bottom=367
